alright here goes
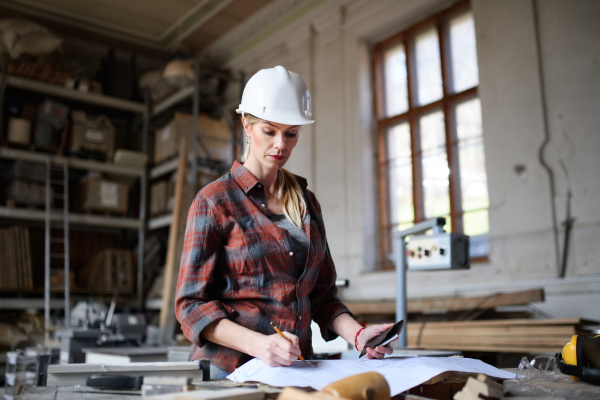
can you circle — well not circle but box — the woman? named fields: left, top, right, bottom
left=175, top=66, right=395, bottom=379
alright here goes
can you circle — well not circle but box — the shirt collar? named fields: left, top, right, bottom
left=230, top=160, right=260, bottom=193
left=230, top=160, right=309, bottom=192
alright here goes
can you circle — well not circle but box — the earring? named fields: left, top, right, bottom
left=246, top=137, right=251, bottom=144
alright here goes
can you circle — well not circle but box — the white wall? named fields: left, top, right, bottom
left=206, top=0, right=600, bottom=319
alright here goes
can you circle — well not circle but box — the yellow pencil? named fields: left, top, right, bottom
left=270, top=321, right=306, bottom=363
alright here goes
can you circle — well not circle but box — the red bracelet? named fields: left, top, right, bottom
left=354, top=327, right=365, bottom=351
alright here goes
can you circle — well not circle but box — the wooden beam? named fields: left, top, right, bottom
left=406, top=325, right=592, bottom=337
left=159, top=138, right=188, bottom=345
left=345, top=288, right=545, bottom=315
left=407, top=317, right=598, bottom=328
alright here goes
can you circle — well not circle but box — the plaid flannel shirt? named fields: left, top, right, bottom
left=175, top=161, right=351, bottom=373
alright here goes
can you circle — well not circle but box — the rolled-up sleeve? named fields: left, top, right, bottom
left=175, top=193, right=229, bottom=347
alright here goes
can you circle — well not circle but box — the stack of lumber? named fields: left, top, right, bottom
left=407, top=318, right=599, bottom=353
left=0, top=226, right=33, bottom=290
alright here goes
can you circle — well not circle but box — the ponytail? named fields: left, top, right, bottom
left=241, top=114, right=306, bottom=228
left=277, top=168, right=306, bottom=229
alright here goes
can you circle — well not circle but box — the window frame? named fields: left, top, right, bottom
left=373, top=0, right=487, bottom=269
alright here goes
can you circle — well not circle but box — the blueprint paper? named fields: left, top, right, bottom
left=227, top=357, right=515, bottom=396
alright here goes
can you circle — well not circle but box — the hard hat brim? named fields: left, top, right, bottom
left=236, top=107, right=315, bottom=125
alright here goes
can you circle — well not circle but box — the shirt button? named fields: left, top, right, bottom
left=299, top=316, right=302, bottom=320
left=261, top=204, right=265, bottom=207
left=289, top=252, right=294, bottom=256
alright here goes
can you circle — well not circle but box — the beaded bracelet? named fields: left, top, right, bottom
left=354, top=327, right=365, bottom=351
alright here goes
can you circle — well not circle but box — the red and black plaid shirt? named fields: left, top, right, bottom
left=175, top=161, right=351, bottom=373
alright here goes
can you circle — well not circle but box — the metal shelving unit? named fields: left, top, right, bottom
left=5, top=75, right=146, bottom=114
left=0, top=206, right=141, bottom=229
left=0, top=53, right=150, bottom=319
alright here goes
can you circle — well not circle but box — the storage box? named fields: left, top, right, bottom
left=153, top=112, right=232, bottom=164
left=7, top=180, right=53, bottom=206
left=149, top=180, right=167, bottom=216
left=70, top=110, right=115, bottom=157
left=37, top=98, right=69, bottom=130
left=78, top=179, right=129, bottom=214
left=7, top=118, right=31, bottom=144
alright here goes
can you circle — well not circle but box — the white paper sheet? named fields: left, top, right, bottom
left=227, top=357, right=515, bottom=396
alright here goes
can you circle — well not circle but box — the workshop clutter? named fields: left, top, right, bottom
left=2, top=161, right=50, bottom=207
left=6, top=97, right=70, bottom=152
left=408, top=318, right=600, bottom=353
left=78, top=175, right=129, bottom=214
left=7, top=179, right=52, bottom=207
left=85, top=248, right=136, bottom=293
left=453, top=374, right=503, bottom=400
left=153, top=112, right=232, bottom=164
left=0, top=225, right=33, bottom=290
left=69, top=110, right=115, bottom=159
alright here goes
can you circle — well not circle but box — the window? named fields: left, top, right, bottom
left=374, top=1, right=489, bottom=269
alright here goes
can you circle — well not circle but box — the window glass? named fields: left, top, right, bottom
left=456, top=99, right=488, bottom=212
left=463, top=209, right=489, bottom=236
left=385, top=123, right=413, bottom=226
left=383, top=43, right=409, bottom=117
left=449, top=11, right=479, bottom=93
left=415, top=27, right=443, bottom=105
left=419, top=111, right=450, bottom=218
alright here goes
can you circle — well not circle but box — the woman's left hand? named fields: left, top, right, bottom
left=356, top=323, right=396, bottom=359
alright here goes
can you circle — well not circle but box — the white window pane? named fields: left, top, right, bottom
left=449, top=11, right=479, bottom=93
left=420, top=109, right=446, bottom=152
left=387, top=159, right=414, bottom=224
left=463, top=209, right=489, bottom=236
left=385, top=122, right=413, bottom=226
left=456, top=98, right=482, bottom=140
left=456, top=98, right=488, bottom=213
left=458, top=137, right=489, bottom=211
left=385, top=122, right=411, bottom=160
left=419, top=111, right=450, bottom=218
left=415, top=27, right=443, bottom=105
left=383, top=44, right=409, bottom=117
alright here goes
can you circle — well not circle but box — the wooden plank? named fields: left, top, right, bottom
left=7, top=226, right=16, bottom=289
left=407, top=325, right=590, bottom=337
left=159, top=138, right=188, bottom=345
left=23, top=226, right=33, bottom=290
left=408, top=336, right=570, bottom=346
left=0, top=228, right=5, bottom=289
left=407, top=318, right=598, bottom=328
left=345, top=289, right=545, bottom=315
left=411, top=344, right=563, bottom=353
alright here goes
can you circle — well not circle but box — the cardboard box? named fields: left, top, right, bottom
left=149, top=180, right=167, bottom=216
left=70, top=110, right=115, bottom=157
left=154, top=112, right=232, bottom=164
left=78, top=179, right=129, bottom=214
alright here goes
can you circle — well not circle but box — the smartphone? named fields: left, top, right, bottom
left=359, top=320, right=405, bottom=358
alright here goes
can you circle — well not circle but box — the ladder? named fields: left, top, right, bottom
left=44, top=157, right=70, bottom=341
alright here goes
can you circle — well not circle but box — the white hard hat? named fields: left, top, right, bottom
left=236, top=66, right=314, bottom=125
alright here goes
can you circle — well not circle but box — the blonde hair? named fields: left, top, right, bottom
left=242, top=114, right=306, bottom=228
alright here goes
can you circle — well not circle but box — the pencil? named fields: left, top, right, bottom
left=270, top=321, right=306, bottom=363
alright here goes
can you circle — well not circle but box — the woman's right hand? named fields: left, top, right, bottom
left=254, top=331, right=302, bottom=367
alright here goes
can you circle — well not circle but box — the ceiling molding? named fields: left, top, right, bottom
left=0, top=0, right=235, bottom=49
left=202, top=0, right=327, bottom=65
left=160, top=0, right=236, bottom=45
left=0, top=0, right=165, bottom=50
